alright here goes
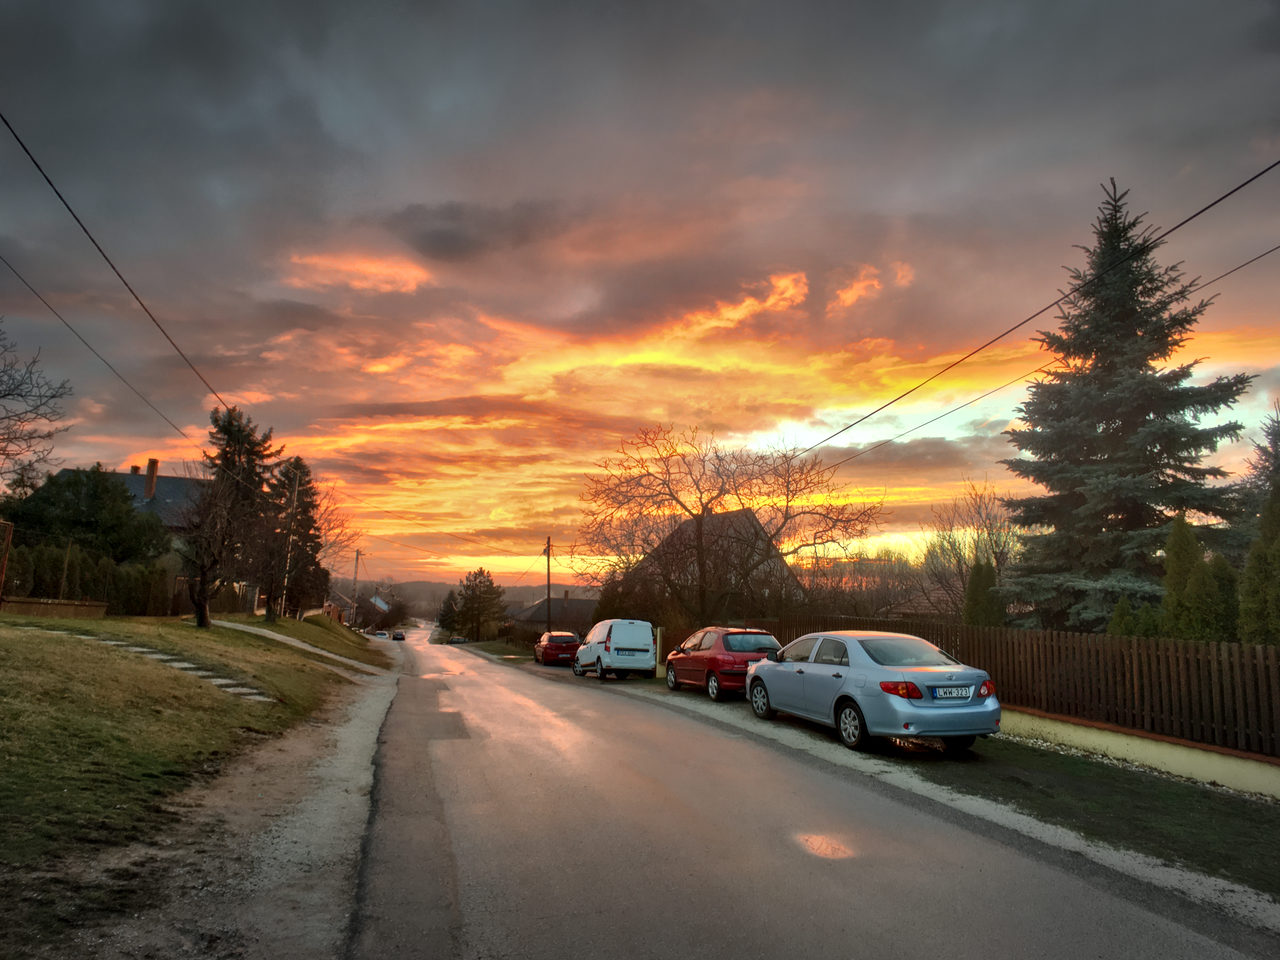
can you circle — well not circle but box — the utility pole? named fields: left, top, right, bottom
left=544, top=536, right=552, bottom=635
left=278, top=465, right=301, bottom=618
left=349, top=549, right=360, bottom=627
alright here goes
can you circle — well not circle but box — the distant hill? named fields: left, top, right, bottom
left=329, top=578, right=596, bottom=616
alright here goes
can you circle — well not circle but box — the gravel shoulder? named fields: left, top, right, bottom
left=49, top=646, right=400, bottom=960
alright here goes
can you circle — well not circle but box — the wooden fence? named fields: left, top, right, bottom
left=744, top=614, right=1280, bottom=758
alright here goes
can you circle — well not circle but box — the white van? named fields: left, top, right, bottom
left=573, top=619, right=656, bottom=681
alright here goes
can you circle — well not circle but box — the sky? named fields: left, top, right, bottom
left=0, top=0, right=1278, bottom=586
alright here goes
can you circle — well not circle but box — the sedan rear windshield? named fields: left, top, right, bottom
left=723, top=632, right=781, bottom=652
left=857, top=635, right=958, bottom=667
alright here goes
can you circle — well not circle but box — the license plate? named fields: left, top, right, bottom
left=617, top=649, right=635, bottom=656
left=933, top=686, right=972, bottom=699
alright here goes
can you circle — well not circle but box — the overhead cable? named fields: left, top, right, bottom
left=0, top=109, right=231, bottom=409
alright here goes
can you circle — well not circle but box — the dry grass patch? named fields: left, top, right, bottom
left=0, top=616, right=345, bottom=956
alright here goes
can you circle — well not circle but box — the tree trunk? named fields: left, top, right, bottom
left=188, top=575, right=212, bottom=629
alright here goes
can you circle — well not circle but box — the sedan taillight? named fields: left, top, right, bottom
left=978, top=679, right=995, bottom=698
left=879, top=680, right=923, bottom=699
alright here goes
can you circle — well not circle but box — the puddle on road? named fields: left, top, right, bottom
left=794, top=833, right=856, bottom=859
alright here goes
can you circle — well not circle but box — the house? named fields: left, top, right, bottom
left=103, top=459, right=205, bottom=533
left=509, top=592, right=598, bottom=637
left=624, top=507, right=807, bottom=621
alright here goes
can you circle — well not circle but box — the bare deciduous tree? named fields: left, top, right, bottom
left=799, top=548, right=919, bottom=617
left=574, top=424, right=882, bottom=623
left=0, top=323, right=71, bottom=490
left=917, top=478, right=1020, bottom=620
left=314, top=480, right=361, bottom=570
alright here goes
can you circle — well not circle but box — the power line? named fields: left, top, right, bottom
left=795, top=160, right=1280, bottom=458
left=1196, top=241, right=1280, bottom=290
left=824, top=235, right=1279, bottom=472
left=0, top=251, right=191, bottom=439
left=0, top=109, right=231, bottom=410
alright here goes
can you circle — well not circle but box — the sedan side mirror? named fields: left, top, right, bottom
left=766, top=650, right=780, bottom=662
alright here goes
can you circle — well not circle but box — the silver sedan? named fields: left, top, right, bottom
left=745, top=630, right=1000, bottom=753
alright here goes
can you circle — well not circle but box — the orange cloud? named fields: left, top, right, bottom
left=891, top=261, right=915, bottom=287
left=285, top=253, right=434, bottom=293
left=680, top=272, right=808, bottom=337
left=828, top=265, right=883, bottom=313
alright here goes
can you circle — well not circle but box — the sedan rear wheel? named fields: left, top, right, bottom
left=942, top=735, right=976, bottom=755
left=750, top=681, right=775, bottom=719
left=572, top=658, right=583, bottom=677
left=706, top=673, right=723, bottom=702
left=666, top=666, right=680, bottom=690
left=836, top=700, right=868, bottom=750
left=596, top=659, right=607, bottom=682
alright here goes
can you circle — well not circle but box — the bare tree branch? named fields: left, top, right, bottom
left=0, top=322, right=71, bottom=490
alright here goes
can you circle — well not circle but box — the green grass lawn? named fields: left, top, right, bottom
left=215, top=612, right=392, bottom=669
left=473, top=639, right=534, bottom=660
left=877, top=732, right=1280, bottom=900
left=0, top=615, right=351, bottom=956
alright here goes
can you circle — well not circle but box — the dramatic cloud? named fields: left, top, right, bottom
left=0, top=0, right=1276, bottom=580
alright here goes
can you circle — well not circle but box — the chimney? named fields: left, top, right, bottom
left=144, top=459, right=159, bottom=500
left=130, top=465, right=141, bottom=474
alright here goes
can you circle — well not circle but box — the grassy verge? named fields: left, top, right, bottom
left=473, top=639, right=534, bottom=660
left=0, top=615, right=348, bottom=956
left=215, top=612, right=392, bottom=669
left=881, top=733, right=1280, bottom=900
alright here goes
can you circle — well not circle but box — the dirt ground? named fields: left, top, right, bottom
left=24, top=668, right=397, bottom=960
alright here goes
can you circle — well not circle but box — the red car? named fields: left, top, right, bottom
left=666, top=627, right=782, bottom=701
left=533, top=631, right=580, bottom=665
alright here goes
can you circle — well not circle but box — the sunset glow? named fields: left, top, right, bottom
left=1, top=3, right=1275, bottom=586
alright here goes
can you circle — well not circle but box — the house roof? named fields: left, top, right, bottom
left=102, top=470, right=205, bottom=529
left=638, top=507, right=806, bottom=592
left=511, top=596, right=597, bottom=624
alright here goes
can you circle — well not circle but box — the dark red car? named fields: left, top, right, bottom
left=666, top=627, right=782, bottom=701
left=533, top=631, right=580, bottom=665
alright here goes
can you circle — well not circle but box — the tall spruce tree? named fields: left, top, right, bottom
left=180, top=407, right=281, bottom=627
left=457, top=568, right=505, bottom=643
left=1001, top=182, right=1251, bottom=631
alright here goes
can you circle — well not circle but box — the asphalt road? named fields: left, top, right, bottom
left=345, top=629, right=1273, bottom=959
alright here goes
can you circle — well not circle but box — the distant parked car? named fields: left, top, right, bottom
left=534, top=631, right=580, bottom=665
left=666, top=627, right=781, bottom=701
left=448, top=636, right=468, bottom=644
left=746, top=630, right=1000, bottom=753
left=391, top=630, right=406, bottom=642
left=573, top=619, right=656, bottom=680
left=375, top=630, right=389, bottom=639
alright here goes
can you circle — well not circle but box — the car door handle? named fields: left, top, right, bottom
left=796, top=669, right=805, bottom=674
left=832, top=673, right=843, bottom=678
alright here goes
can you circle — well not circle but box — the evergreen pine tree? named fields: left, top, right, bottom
left=438, top=589, right=460, bottom=633
left=457, top=568, right=505, bottom=643
left=1161, top=514, right=1200, bottom=636
left=1239, top=485, right=1280, bottom=643
left=1107, top=594, right=1135, bottom=635
left=1208, top=554, right=1239, bottom=642
left=1181, top=560, right=1220, bottom=642
left=962, top=559, right=1003, bottom=626
left=1001, top=181, right=1252, bottom=630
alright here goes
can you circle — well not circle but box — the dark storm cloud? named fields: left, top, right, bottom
left=384, top=201, right=566, bottom=263
left=252, top=299, right=346, bottom=334
left=829, top=432, right=1015, bottom=479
